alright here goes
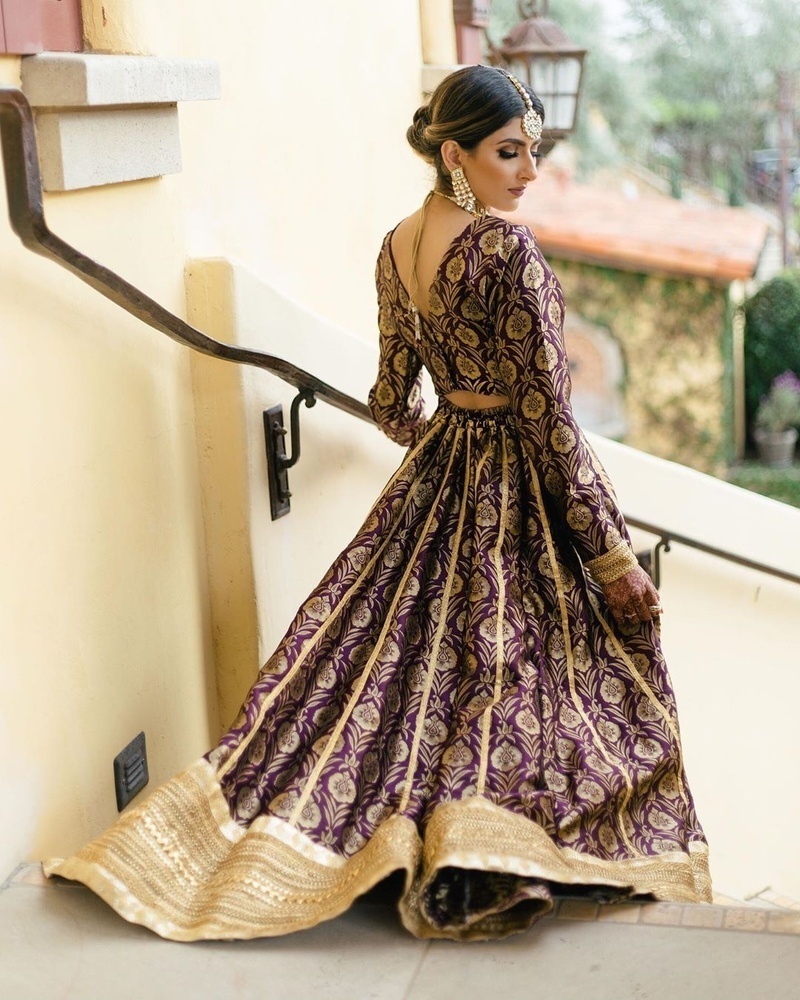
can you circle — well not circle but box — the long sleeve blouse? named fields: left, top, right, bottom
left=368, top=215, right=639, bottom=586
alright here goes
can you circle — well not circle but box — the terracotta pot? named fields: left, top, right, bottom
left=753, top=427, right=798, bottom=468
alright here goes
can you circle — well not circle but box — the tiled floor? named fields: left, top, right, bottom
left=2, top=864, right=799, bottom=1000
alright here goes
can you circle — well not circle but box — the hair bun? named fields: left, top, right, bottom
left=407, top=104, right=436, bottom=159
left=414, top=104, right=433, bottom=128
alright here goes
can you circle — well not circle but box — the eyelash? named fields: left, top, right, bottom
left=499, top=150, right=543, bottom=161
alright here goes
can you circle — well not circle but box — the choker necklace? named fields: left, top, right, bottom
left=432, top=189, right=486, bottom=219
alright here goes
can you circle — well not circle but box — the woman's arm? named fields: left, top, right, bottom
left=490, top=226, right=660, bottom=622
left=368, top=267, right=427, bottom=447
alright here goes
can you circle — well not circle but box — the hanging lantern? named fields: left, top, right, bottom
left=488, top=0, right=586, bottom=141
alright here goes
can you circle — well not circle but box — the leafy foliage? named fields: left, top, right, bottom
left=744, top=270, right=800, bottom=428
left=754, top=375, right=800, bottom=432
left=728, top=462, right=800, bottom=509
left=627, top=0, right=781, bottom=193
left=488, top=0, right=800, bottom=190
left=488, top=0, right=651, bottom=176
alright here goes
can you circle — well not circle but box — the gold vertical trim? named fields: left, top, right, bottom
left=581, top=437, right=689, bottom=803
left=288, top=429, right=464, bottom=825
left=477, top=429, right=510, bottom=796
left=525, top=452, right=640, bottom=855
left=398, top=430, right=473, bottom=813
left=218, top=418, right=446, bottom=780
left=587, top=594, right=689, bottom=806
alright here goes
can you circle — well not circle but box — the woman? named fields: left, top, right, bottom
left=46, top=66, right=711, bottom=941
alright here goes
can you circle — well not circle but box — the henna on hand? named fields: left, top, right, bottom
left=601, top=566, right=663, bottom=629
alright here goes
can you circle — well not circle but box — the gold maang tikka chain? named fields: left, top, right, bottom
left=497, top=69, right=544, bottom=141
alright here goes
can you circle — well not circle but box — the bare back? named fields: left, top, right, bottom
left=390, top=196, right=509, bottom=410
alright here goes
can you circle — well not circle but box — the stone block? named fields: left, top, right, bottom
left=21, top=53, right=220, bottom=108
left=35, top=106, right=182, bottom=191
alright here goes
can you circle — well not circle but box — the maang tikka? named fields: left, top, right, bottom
left=498, top=68, right=543, bottom=142
left=450, top=166, right=484, bottom=217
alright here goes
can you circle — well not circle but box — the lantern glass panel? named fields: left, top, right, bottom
left=555, top=56, right=582, bottom=95
left=508, top=58, right=530, bottom=83
left=505, top=53, right=582, bottom=133
left=549, top=94, right=577, bottom=131
left=530, top=58, right=556, bottom=97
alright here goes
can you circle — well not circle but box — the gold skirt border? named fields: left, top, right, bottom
left=44, top=758, right=712, bottom=943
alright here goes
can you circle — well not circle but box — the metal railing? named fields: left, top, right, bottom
left=626, top=516, right=800, bottom=589
left=1, top=86, right=798, bottom=586
left=0, top=87, right=371, bottom=426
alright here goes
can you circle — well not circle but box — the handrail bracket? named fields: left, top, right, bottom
left=263, top=390, right=317, bottom=520
left=653, top=536, right=672, bottom=589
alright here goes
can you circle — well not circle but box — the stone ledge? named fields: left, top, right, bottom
left=36, top=107, right=181, bottom=191
left=20, top=53, right=220, bottom=108
left=19, top=53, right=220, bottom=191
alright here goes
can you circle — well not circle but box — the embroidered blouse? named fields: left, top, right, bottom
left=368, top=214, right=638, bottom=586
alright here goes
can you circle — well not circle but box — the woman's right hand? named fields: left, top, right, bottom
left=601, top=565, right=663, bottom=629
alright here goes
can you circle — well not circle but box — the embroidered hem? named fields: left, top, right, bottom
left=45, top=758, right=711, bottom=943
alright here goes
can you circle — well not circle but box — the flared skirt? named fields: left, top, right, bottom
left=46, top=400, right=711, bottom=940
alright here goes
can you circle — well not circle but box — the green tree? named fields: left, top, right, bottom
left=743, top=270, right=800, bottom=431
left=489, top=0, right=800, bottom=193
left=626, top=0, right=800, bottom=195
left=628, top=1, right=756, bottom=190
left=487, top=0, right=652, bottom=176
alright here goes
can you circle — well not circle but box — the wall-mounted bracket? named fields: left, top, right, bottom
left=263, top=389, right=317, bottom=520
left=636, top=537, right=671, bottom=588
left=653, top=536, right=672, bottom=589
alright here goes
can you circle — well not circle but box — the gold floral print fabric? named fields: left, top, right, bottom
left=371, top=215, right=638, bottom=581
left=45, top=219, right=711, bottom=945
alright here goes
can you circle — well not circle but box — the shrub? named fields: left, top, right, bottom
left=728, top=463, right=800, bottom=510
left=744, top=269, right=800, bottom=430
left=754, top=371, right=800, bottom=432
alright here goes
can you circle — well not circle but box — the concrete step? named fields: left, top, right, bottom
left=2, top=864, right=799, bottom=1000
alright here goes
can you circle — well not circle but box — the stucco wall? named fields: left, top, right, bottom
left=595, top=434, right=800, bottom=900
left=0, top=0, right=430, bottom=875
left=0, top=117, right=219, bottom=870
left=83, top=0, right=431, bottom=342
left=185, top=258, right=405, bottom=729
left=555, top=259, right=731, bottom=474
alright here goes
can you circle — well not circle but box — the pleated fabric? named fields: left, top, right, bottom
left=46, top=401, right=710, bottom=942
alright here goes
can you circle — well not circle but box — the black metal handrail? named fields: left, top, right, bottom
left=0, top=87, right=372, bottom=425
left=626, top=515, right=800, bottom=589
left=0, top=86, right=798, bottom=587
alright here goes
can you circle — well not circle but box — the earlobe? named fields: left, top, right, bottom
left=440, top=140, right=462, bottom=173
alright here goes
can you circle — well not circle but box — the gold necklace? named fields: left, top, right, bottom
left=432, top=189, right=486, bottom=219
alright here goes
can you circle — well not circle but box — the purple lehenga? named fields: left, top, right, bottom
left=46, top=215, right=711, bottom=941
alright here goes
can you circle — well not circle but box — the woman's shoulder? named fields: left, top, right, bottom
left=468, top=214, right=539, bottom=257
left=479, top=213, right=536, bottom=238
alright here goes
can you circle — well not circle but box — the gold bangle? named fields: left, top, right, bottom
left=585, top=542, right=639, bottom=585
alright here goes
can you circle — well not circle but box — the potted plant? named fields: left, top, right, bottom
left=753, top=371, right=800, bottom=467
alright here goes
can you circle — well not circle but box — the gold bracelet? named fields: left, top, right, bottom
left=585, top=542, right=639, bottom=585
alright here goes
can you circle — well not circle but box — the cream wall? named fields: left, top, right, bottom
left=592, top=434, right=800, bottom=900
left=0, top=1, right=432, bottom=877
left=84, top=0, right=432, bottom=340
left=6, top=0, right=795, bottom=909
left=186, top=259, right=406, bottom=727
left=0, top=137, right=218, bottom=873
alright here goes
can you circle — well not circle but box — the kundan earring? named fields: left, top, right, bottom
left=450, top=167, right=484, bottom=217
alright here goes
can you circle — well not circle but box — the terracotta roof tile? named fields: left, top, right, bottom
left=506, top=174, right=769, bottom=283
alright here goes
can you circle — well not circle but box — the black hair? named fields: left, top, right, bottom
left=407, top=65, right=545, bottom=193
